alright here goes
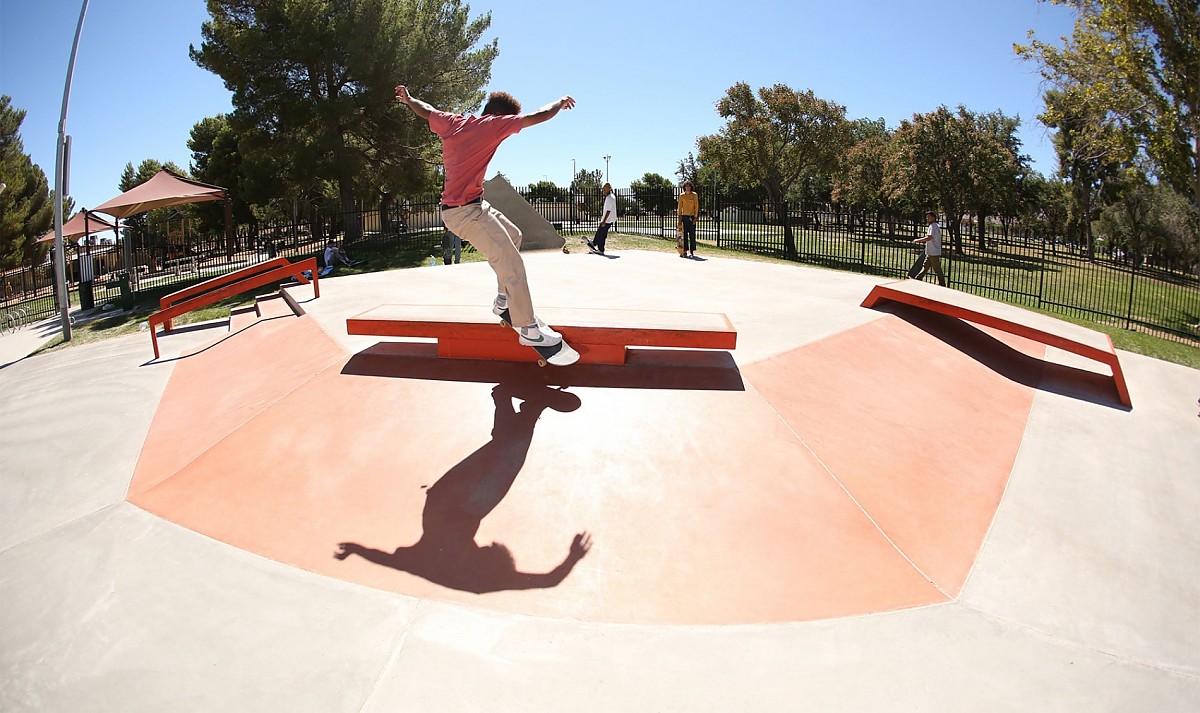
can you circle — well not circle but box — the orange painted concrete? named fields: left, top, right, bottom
left=744, top=307, right=1042, bottom=596
left=862, top=280, right=1130, bottom=407
left=128, top=297, right=1061, bottom=625
left=347, top=305, right=738, bottom=366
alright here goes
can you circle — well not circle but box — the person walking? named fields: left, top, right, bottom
left=677, top=181, right=699, bottom=258
left=395, top=84, right=578, bottom=363
left=911, top=211, right=947, bottom=286
left=588, top=182, right=617, bottom=254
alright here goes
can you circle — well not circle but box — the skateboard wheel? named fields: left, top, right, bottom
left=537, top=359, right=547, bottom=367
left=499, top=319, right=510, bottom=328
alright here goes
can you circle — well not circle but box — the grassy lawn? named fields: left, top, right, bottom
left=31, top=227, right=1200, bottom=372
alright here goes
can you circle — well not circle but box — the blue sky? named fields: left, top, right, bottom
left=1, top=0, right=1077, bottom=211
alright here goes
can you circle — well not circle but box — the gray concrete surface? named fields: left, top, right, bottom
left=483, top=174, right=567, bottom=251
left=2, top=251, right=1197, bottom=712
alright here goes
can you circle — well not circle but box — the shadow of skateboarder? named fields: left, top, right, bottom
left=335, top=382, right=592, bottom=593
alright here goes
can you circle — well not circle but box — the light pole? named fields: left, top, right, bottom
left=571, top=159, right=576, bottom=224
left=53, top=0, right=90, bottom=341
left=603, top=155, right=611, bottom=184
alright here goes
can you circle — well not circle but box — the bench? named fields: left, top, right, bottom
left=346, top=305, right=737, bottom=365
left=148, top=257, right=320, bottom=359
left=861, top=279, right=1131, bottom=408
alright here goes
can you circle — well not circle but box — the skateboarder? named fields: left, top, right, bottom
left=395, top=84, right=578, bottom=364
left=910, top=211, right=947, bottom=286
left=587, top=182, right=617, bottom=254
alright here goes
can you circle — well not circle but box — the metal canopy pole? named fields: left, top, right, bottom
left=52, top=0, right=90, bottom=341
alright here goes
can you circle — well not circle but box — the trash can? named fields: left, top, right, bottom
left=114, top=271, right=133, bottom=308
left=79, top=255, right=95, bottom=310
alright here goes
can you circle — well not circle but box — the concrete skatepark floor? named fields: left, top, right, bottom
left=2, top=250, right=1197, bottom=711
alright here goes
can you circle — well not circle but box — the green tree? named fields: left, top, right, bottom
left=1020, top=171, right=1071, bottom=240
left=191, top=0, right=497, bottom=239
left=966, top=110, right=1027, bottom=250
left=0, top=96, right=54, bottom=271
left=887, top=106, right=1016, bottom=254
left=188, top=114, right=254, bottom=232
left=118, top=159, right=188, bottom=261
left=630, top=172, right=675, bottom=216
left=570, top=168, right=603, bottom=219
left=698, top=82, right=850, bottom=257
left=1043, top=88, right=1131, bottom=255
left=1016, top=0, right=1199, bottom=208
left=833, top=132, right=898, bottom=235
left=526, top=180, right=567, bottom=203
left=1098, top=168, right=1200, bottom=267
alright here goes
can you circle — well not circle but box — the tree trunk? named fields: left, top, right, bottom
left=339, top=180, right=362, bottom=243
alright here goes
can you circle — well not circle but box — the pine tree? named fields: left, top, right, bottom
left=0, top=95, right=54, bottom=270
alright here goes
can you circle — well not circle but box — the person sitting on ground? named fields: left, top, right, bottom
left=323, top=240, right=358, bottom=269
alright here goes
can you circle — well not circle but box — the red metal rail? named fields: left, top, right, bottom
left=148, top=257, right=319, bottom=359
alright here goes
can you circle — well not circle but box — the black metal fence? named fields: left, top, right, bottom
left=2, top=186, right=1197, bottom=345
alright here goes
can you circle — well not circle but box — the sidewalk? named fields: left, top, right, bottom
left=0, top=316, right=65, bottom=368
left=0, top=306, right=139, bottom=369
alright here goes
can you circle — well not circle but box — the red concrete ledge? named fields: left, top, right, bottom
left=346, top=305, right=737, bottom=365
left=862, top=280, right=1131, bottom=408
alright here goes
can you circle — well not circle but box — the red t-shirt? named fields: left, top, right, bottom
left=428, top=110, right=523, bottom=206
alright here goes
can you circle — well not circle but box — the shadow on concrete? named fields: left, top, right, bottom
left=335, top=380, right=591, bottom=593
left=881, top=303, right=1127, bottom=410
left=341, top=341, right=746, bottom=391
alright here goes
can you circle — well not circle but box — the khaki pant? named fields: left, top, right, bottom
left=914, top=255, right=946, bottom=286
left=442, top=200, right=535, bottom=327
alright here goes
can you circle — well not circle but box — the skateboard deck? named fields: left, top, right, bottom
left=496, top=307, right=580, bottom=366
left=907, top=254, right=925, bottom=279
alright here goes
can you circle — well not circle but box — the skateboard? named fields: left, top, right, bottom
left=495, top=308, right=581, bottom=367
left=907, top=254, right=925, bottom=280
left=676, top=227, right=686, bottom=256
left=582, top=237, right=603, bottom=255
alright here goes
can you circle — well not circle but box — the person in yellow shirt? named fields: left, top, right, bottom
left=677, top=181, right=700, bottom=258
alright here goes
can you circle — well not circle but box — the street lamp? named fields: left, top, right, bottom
left=52, top=0, right=90, bottom=341
left=603, top=155, right=611, bottom=184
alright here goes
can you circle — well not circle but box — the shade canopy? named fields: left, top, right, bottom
left=37, top=210, right=122, bottom=243
left=92, top=169, right=227, bottom=219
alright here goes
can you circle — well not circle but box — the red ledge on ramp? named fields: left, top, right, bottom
left=347, top=305, right=737, bottom=365
left=862, top=280, right=1131, bottom=408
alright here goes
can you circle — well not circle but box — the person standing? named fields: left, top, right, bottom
left=395, top=84, right=578, bottom=362
left=911, top=211, right=947, bottom=286
left=442, top=226, right=462, bottom=265
left=677, top=181, right=699, bottom=258
left=588, top=182, right=617, bottom=254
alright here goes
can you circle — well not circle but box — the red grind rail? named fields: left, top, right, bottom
left=861, top=280, right=1131, bottom=408
left=346, top=305, right=737, bottom=365
left=148, top=257, right=319, bottom=359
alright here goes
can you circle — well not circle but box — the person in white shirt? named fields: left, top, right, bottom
left=587, top=183, right=617, bottom=254
left=911, top=211, right=946, bottom=286
left=323, top=240, right=357, bottom=269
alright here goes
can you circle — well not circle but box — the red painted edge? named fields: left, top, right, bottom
left=861, top=283, right=1131, bottom=408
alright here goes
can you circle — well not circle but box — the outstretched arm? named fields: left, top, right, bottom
left=521, top=96, right=576, bottom=129
left=395, top=85, right=437, bottom=120
left=504, top=531, right=592, bottom=590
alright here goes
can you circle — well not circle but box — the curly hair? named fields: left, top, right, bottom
left=482, top=91, right=522, bottom=116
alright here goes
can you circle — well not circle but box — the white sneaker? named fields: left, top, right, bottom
left=492, top=294, right=508, bottom=316
left=517, top=322, right=563, bottom=347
